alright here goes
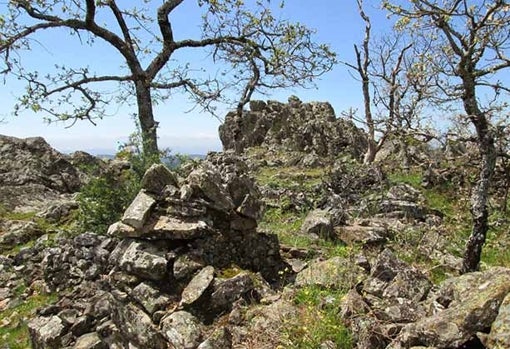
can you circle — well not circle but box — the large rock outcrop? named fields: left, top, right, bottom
left=219, top=96, right=367, bottom=159
left=0, top=135, right=84, bottom=210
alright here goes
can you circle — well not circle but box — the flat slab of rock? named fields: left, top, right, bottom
left=131, top=282, right=172, bottom=315
left=180, top=266, right=215, bottom=306
left=111, top=302, right=167, bottom=349
left=151, top=216, right=208, bottom=240
left=487, top=291, right=510, bottom=348
left=73, top=332, right=105, bottom=349
left=210, top=272, right=254, bottom=312
left=28, top=315, right=66, bottom=349
left=187, top=168, right=235, bottom=212
left=378, top=199, right=428, bottom=220
left=173, top=254, right=204, bottom=281
left=370, top=248, right=409, bottom=282
left=382, top=268, right=432, bottom=303
left=301, top=209, right=334, bottom=240
left=161, top=311, right=204, bottom=349
left=118, top=241, right=167, bottom=280
left=122, top=190, right=156, bottom=229
left=107, top=221, right=136, bottom=238
left=141, top=163, right=178, bottom=194
left=111, top=216, right=209, bottom=240
left=336, top=225, right=387, bottom=246
left=197, top=327, right=232, bottom=349
left=236, top=194, right=263, bottom=220
left=363, top=249, right=431, bottom=301
left=387, top=184, right=423, bottom=202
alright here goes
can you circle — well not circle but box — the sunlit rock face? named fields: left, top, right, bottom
left=0, top=135, right=84, bottom=211
left=219, top=96, right=367, bottom=160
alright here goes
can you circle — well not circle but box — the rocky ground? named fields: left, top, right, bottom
left=1, top=97, right=510, bottom=349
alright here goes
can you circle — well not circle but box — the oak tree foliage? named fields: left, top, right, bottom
left=0, top=0, right=335, bottom=156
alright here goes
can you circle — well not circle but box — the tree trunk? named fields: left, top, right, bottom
left=361, top=71, right=376, bottom=164
left=461, top=129, right=496, bottom=273
left=135, top=80, right=159, bottom=157
left=460, top=76, right=496, bottom=273
left=363, top=140, right=377, bottom=164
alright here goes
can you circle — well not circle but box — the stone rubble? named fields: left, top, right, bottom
left=2, top=102, right=510, bottom=349
left=21, top=152, right=291, bottom=349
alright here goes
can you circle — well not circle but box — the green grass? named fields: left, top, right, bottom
left=282, top=286, right=352, bottom=349
left=1, top=211, right=37, bottom=221
left=259, top=207, right=306, bottom=237
left=256, top=166, right=326, bottom=192
left=482, top=246, right=510, bottom=268
left=388, top=171, right=423, bottom=188
left=255, top=163, right=332, bottom=254
left=0, top=324, right=31, bottom=349
left=388, top=170, right=457, bottom=215
left=13, top=284, right=27, bottom=298
left=259, top=207, right=313, bottom=250
left=423, top=190, right=455, bottom=216
left=482, top=212, right=510, bottom=268
left=387, top=167, right=510, bottom=274
left=427, top=264, right=450, bottom=285
left=259, top=207, right=353, bottom=258
left=0, top=292, right=58, bottom=349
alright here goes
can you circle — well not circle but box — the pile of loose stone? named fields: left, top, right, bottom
left=340, top=248, right=510, bottom=349
left=28, top=152, right=290, bottom=349
left=5, top=131, right=510, bottom=349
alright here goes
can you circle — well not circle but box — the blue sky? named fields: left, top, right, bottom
left=0, top=0, right=394, bottom=154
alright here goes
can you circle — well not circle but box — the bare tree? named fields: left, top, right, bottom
left=384, top=0, right=510, bottom=273
left=0, top=0, right=335, bottom=157
left=344, top=0, right=433, bottom=164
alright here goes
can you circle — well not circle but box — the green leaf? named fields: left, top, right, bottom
left=30, top=103, right=41, bottom=112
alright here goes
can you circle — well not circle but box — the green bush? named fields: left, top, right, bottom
left=76, top=127, right=164, bottom=234
left=77, top=168, right=140, bottom=234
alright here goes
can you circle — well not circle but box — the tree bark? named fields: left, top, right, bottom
left=134, top=80, right=159, bottom=158
left=461, top=126, right=496, bottom=273
left=361, top=58, right=376, bottom=164
left=460, top=76, right=496, bottom=273
left=363, top=140, right=377, bottom=164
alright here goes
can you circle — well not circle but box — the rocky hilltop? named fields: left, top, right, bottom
left=0, top=135, right=83, bottom=211
left=219, top=96, right=367, bottom=160
left=1, top=99, right=510, bottom=349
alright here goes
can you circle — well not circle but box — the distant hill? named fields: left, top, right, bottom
left=164, top=154, right=206, bottom=169
left=95, top=153, right=206, bottom=168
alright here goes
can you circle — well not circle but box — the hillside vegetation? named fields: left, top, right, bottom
left=1, top=100, right=510, bottom=348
